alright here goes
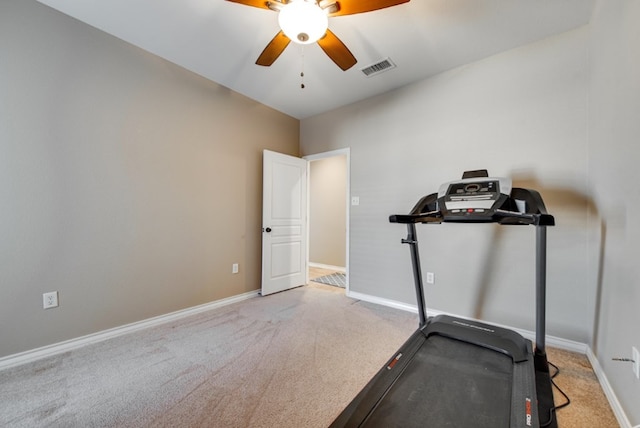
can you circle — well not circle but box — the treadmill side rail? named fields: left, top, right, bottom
left=329, top=330, right=427, bottom=428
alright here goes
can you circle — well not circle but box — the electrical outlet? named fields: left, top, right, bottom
left=232, top=263, right=239, bottom=274
left=426, top=272, right=435, bottom=284
left=633, top=346, right=639, bottom=379
left=43, top=291, right=59, bottom=309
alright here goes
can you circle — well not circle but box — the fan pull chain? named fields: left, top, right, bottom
left=300, top=45, right=305, bottom=89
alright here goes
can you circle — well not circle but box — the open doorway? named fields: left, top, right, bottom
left=304, top=149, right=350, bottom=292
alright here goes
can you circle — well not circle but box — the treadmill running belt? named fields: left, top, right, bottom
left=361, top=335, right=513, bottom=427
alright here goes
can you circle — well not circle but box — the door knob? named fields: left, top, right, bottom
left=264, top=227, right=272, bottom=233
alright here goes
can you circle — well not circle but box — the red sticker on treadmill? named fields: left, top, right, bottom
left=387, top=353, right=403, bottom=370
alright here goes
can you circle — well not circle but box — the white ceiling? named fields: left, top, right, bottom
left=37, top=0, right=594, bottom=119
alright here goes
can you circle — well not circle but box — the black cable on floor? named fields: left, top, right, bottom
left=540, top=361, right=571, bottom=427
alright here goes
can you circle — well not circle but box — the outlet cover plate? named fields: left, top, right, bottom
left=633, top=346, right=639, bottom=379
left=43, top=291, right=59, bottom=309
left=426, top=272, right=435, bottom=284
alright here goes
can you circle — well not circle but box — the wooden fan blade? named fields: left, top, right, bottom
left=317, top=29, right=357, bottom=71
left=327, top=0, right=410, bottom=17
left=225, top=0, right=271, bottom=10
left=256, top=31, right=291, bottom=66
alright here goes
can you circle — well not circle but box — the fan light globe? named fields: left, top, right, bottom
left=278, top=0, right=328, bottom=45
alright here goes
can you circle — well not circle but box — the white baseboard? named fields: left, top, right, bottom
left=0, top=290, right=259, bottom=371
left=347, top=290, right=418, bottom=314
left=587, top=347, right=634, bottom=428
left=309, top=262, right=346, bottom=273
left=348, top=290, right=587, bottom=353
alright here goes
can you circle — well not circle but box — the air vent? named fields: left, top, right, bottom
left=360, top=58, right=396, bottom=77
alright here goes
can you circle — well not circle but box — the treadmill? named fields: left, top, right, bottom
left=330, top=170, right=557, bottom=428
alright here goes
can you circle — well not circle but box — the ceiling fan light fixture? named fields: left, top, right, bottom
left=278, top=0, right=328, bottom=45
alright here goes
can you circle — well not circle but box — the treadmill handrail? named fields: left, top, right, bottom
left=389, top=210, right=554, bottom=226
left=389, top=211, right=442, bottom=224
left=493, top=210, right=555, bottom=226
left=389, top=187, right=555, bottom=226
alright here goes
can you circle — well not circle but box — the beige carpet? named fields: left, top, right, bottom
left=548, top=347, right=619, bottom=427
left=0, top=283, right=619, bottom=427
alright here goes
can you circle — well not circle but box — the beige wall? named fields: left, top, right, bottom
left=0, top=0, right=299, bottom=357
left=309, top=155, right=347, bottom=268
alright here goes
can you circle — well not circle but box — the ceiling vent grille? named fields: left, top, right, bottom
left=360, top=58, right=396, bottom=77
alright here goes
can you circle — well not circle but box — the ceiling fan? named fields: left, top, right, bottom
left=226, top=0, right=411, bottom=71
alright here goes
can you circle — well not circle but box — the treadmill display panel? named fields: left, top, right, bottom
left=437, top=177, right=511, bottom=221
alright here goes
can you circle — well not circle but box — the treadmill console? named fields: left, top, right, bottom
left=389, top=170, right=554, bottom=226
left=437, top=176, right=512, bottom=221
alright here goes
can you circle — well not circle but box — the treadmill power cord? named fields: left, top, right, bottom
left=540, top=360, right=570, bottom=427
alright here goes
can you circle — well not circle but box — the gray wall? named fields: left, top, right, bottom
left=0, top=0, right=299, bottom=357
left=588, top=1, right=640, bottom=424
left=309, top=156, right=347, bottom=268
left=302, top=27, right=592, bottom=341
left=301, top=1, right=640, bottom=422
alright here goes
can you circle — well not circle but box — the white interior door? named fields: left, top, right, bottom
left=262, top=150, right=307, bottom=296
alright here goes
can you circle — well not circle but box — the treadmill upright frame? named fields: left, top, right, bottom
left=330, top=171, right=557, bottom=428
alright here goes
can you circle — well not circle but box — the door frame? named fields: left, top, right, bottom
left=303, top=148, right=350, bottom=292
